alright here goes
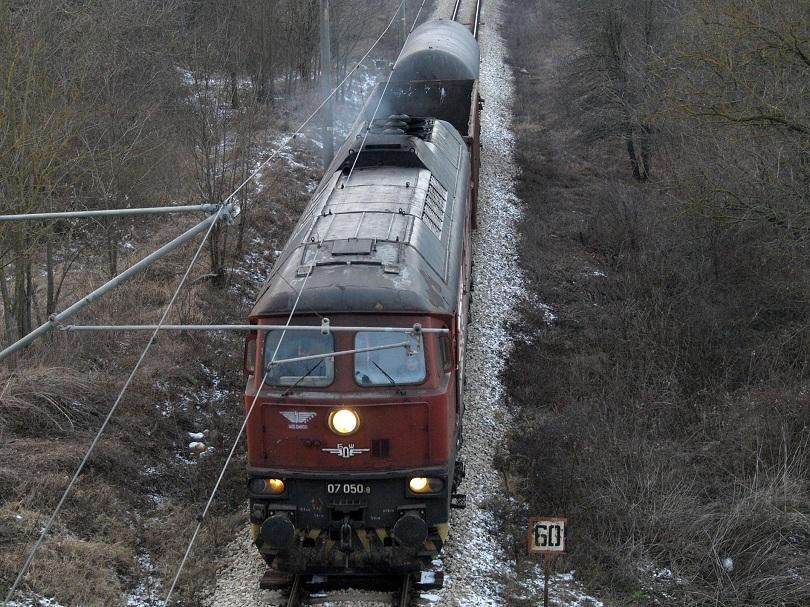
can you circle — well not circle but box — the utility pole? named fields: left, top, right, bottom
left=320, top=0, right=334, bottom=168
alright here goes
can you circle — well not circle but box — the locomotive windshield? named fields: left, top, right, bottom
left=354, top=331, right=426, bottom=386
left=264, top=330, right=334, bottom=387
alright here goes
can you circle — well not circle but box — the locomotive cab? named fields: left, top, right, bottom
left=243, top=19, right=480, bottom=576
left=244, top=314, right=461, bottom=572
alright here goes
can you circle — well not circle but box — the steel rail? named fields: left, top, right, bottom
left=0, top=212, right=221, bottom=363
left=59, top=323, right=449, bottom=334
left=0, top=204, right=221, bottom=222
left=397, top=574, right=413, bottom=607
left=286, top=574, right=303, bottom=607
left=451, top=0, right=462, bottom=20
left=451, top=0, right=482, bottom=39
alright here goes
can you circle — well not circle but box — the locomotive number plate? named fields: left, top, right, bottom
left=327, top=483, right=371, bottom=495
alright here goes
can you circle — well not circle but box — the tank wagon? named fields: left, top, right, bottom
left=243, top=20, right=481, bottom=577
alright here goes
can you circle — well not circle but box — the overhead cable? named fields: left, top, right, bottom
left=161, top=268, right=314, bottom=606
left=3, top=207, right=224, bottom=607
left=0, top=213, right=221, bottom=363
left=345, top=0, right=427, bottom=184
left=162, top=3, right=413, bottom=600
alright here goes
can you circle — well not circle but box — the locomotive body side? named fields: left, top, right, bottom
left=243, top=20, right=480, bottom=575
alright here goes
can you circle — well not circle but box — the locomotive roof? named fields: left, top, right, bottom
left=251, top=117, right=470, bottom=319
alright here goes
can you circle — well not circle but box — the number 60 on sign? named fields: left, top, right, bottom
left=528, top=517, right=567, bottom=554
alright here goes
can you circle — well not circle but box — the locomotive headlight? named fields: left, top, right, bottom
left=249, top=478, right=286, bottom=495
left=408, top=477, right=444, bottom=494
left=329, top=408, right=360, bottom=435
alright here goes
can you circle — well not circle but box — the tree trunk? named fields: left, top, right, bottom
left=626, top=130, right=643, bottom=181
left=0, top=262, right=15, bottom=343
left=13, top=251, right=34, bottom=338
left=639, top=124, right=652, bottom=179
left=46, top=237, right=56, bottom=316
left=209, top=222, right=225, bottom=286
left=25, top=256, right=33, bottom=333
left=230, top=71, right=239, bottom=109
left=106, top=222, right=118, bottom=278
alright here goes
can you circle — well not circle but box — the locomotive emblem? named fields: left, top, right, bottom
left=280, top=411, right=316, bottom=429
left=321, top=443, right=370, bottom=458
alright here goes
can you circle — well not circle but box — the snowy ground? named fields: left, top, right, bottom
left=204, top=1, right=606, bottom=606
left=4, top=4, right=603, bottom=607
left=427, top=2, right=601, bottom=606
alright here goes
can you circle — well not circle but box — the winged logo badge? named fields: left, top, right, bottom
left=280, top=411, right=316, bottom=429
left=321, top=444, right=370, bottom=459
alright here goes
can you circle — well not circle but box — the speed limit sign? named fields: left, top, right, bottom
left=528, top=517, right=567, bottom=554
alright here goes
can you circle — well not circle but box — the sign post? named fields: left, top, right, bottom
left=528, top=517, right=567, bottom=607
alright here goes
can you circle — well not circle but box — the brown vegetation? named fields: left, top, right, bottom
left=0, top=0, right=412, bottom=604
left=496, top=1, right=808, bottom=605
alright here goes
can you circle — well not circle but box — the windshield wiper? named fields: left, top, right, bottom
left=372, top=360, right=405, bottom=394
left=281, top=359, right=324, bottom=396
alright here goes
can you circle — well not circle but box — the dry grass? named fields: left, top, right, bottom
left=0, top=367, right=98, bottom=435
left=494, top=1, right=810, bottom=605
left=0, top=126, right=321, bottom=604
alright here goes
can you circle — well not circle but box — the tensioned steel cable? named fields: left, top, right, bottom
left=410, top=0, right=428, bottom=32
left=3, top=206, right=225, bottom=606
left=174, top=0, right=411, bottom=230
left=345, top=0, right=427, bottom=185
left=161, top=2, right=414, bottom=602
left=161, top=268, right=313, bottom=606
left=344, top=71, right=398, bottom=185
left=4, top=4, right=410, bottom=601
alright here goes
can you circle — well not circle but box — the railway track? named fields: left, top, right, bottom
left=274, top=4, right=484, bottom=607
left=451, top=0, right=482, bottom=38
left=205, top=3, right=488, bottom=606
left=277, top=573, right=415, bottom=607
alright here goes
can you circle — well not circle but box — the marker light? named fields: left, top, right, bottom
left=264, top=478, right=286, bottom=494
left=328, top=408, right=360, bottom=435
left=408, top=477, right=444, bottom=494
left=250, top=478, right=286, bottom=495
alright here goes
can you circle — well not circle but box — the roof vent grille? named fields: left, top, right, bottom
left=422, top=176, right=448, bottom=237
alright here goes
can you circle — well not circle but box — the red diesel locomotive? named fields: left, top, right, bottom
left=243, top=20, right=481, bottom=576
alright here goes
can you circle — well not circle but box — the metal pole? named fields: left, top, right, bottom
left=0, top=204, right=221, bottom=222
left=320, top=0, right=334, bottom=167
left=267, top=341, right=411, bottom=367
left=543, top=555, right=550, bottom=607
left=59, top=324, right=450, bottom=333
left=0, top=212, right=221, bottom=363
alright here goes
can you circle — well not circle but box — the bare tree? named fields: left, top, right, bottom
left=568, top=0, right=683, bottom=180
left=668, top=0, right=809, bottom=236
left=0, top=2, right=81, bottom=340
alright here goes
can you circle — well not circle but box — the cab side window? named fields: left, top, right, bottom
left=439, top=335, right=452, bottom=372
left=264, top=330, right=334, bottom=387
left=354, top=331, right=426, bottom=386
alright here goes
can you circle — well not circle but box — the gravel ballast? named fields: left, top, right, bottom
left=204, top=1, right=517, bottom=605
left=203, top=2, right=601, bottom=605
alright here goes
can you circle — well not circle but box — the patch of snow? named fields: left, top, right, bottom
left=126, top=551, right=163, bottom=607
left=147, top=493, right=166, bottom=507
left=4, top=596, right=66, bottom=607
